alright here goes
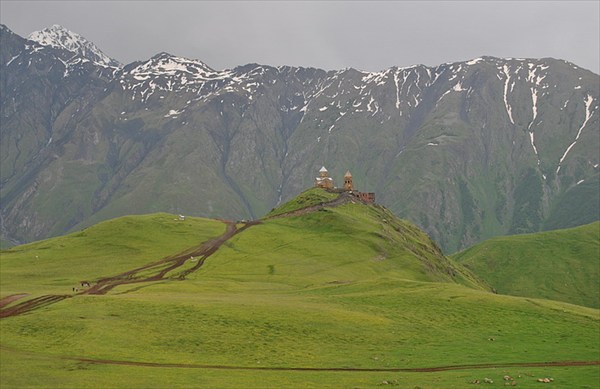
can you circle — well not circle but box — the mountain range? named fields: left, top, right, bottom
left=1, top=24, right=598, bottom=252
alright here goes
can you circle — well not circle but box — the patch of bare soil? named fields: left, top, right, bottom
left=0, top=293, right=29, bottom=309
left=0, top=295, right=69, bottom=318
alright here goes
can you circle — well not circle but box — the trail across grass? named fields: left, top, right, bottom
left=1, top=220, right=260, bottom=317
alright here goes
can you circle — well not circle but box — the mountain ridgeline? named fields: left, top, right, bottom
left=1, top=24, right=598, bottom=252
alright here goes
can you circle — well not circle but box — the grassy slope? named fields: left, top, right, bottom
left=216, top=199, right=488, bottom=291
left=0, top=213, right=225, bottom=297
left=452, top=222, right=600, bottom=308
left=1, top=202, right=598, bottom=388
left=264, top=187, right=339, bottom=217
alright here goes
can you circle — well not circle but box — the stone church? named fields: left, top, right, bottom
left=314, top=167, right=375, bottom=203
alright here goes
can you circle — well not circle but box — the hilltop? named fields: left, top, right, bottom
left=0, top=188, right=488, bottom=301
left=1, top=190, right=598, bottom=388
left=212, top=188, right=488, bottom=290
left=452, top=222, right=600, bottom=308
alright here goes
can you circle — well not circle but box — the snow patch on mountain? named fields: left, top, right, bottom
left=557, top=94, right=597, bottom=174
left=466, top=58, right=484, bottom=66
left=164, top=109, right=183, bottom=118
left=501, top=64, right=516, bottom=125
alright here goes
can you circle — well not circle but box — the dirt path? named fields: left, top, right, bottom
left=83, top=220, right=259, bottom=295
left=63, top=358, right=600, bottom=372
left=1, top=191, right=353, bottom=318
left=0, top=295, right=69, bottom=319
left=68, top=358, right=600, bottom=372
left=0, top=220, right=259, bottom=318
left=1, top=343, right=597, bottom=373
left=0, top=294, right=29, bottom=309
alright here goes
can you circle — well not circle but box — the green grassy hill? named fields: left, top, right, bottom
left=226, top=188, right=488, bottom=291
left=0, top=213, right=226, bottom=298
left=452, top=222, right=600, bottom=309
left=1, top=192, right=598, bottom=388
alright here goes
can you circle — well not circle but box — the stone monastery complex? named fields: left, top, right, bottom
left=314, top=166, right=375, bottom=203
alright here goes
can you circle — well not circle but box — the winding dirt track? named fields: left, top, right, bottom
left=0, top=295, right=69, bottom=319
left=1, top=193, right=352, bottom=319
left=0, top=294, right=29, bottom=309
left=17, top=349, right=600, bottom=373
left=0, top=343, right=597, bottom=373
left=0, top=220, right=259, bottom=318
left=83, top=219, right=259, bottom=295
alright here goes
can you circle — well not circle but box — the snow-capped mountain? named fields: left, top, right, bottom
left=1, top=24, right=598, bottom=252
left=28, top=24, right=120, bottom=67
left=121, top=52, right=239, bottom=102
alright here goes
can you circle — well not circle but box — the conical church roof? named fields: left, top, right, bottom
left=344, top=170, right=352, bottom=177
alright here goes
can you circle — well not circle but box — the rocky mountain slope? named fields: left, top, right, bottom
left=1, top=24, right=598, bottom=251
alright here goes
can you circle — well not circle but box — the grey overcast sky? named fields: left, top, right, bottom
left=1, top=0, right=599, bottom=74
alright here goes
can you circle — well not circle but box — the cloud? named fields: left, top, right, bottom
left=1, top=0, right=598, bottom=73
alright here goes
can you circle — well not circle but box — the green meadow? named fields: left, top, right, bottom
left=1, top=191, right=599, bottom=388
left=0, top=213, right=225, bottom=297
left=452, top=222, right=600, bottom=308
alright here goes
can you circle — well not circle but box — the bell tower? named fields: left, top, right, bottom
left=343, top=170, right=353, bottom=191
